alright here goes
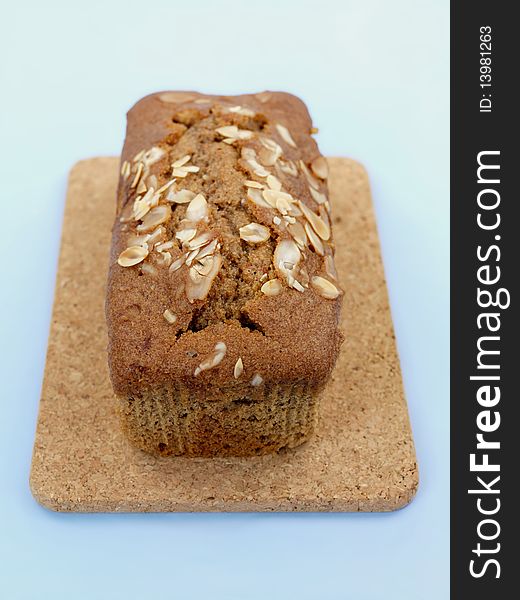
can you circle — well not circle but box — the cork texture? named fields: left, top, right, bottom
left=29, top=156, right=418, bottom=512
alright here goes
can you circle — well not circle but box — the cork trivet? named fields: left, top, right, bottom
left=30, top=157, right=418, bottom=512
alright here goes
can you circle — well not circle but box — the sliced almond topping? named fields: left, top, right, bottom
left=324, top=255, right=338, bottom=280
left=311, top=156, right=329, bottom=180
left=136, top=178, right=147, bottom=195
left=130, top=161, right=144, bottom=189
left=194, top=341, right=227, bottom=376
left=137, top=205, right=171, bottom=232
left=175, top=228, right=197, bottom=244
left=261, top=278, right=282, bottom=296
left=195, top=238, right=219, bottom=260
left=121, top=160, right=131, bottom=179
left=187, top=231, right=214, bottom=250
left=258, top=138, right=283, bottom=166
left=133, top=149, right=145, bottom=163
left=163, top=309, right=177, bottom=324
left=167, top=188, right=196, bottom=204
left=157, top=251, right=172, bottom=267
left=157, top=179, right=176, bottom=194
left=304, top=222, right=325, bottom=256
left=247, top=188, right=272, bottom=209
left=215, top=125, right=253, bottom=141
left=266, top=174, right=282, bottom=191
left=241, top=147, right=270, bottom=177
left=311, top=276, right=341, bottom=299
left=141, top=146, right=165, bottom=167
left=309, top=186, right=327, bottom=205
left=277, top=158, right=298, bottom=177
left=146, top=174, right=158, bottom=190
left=126, top=233, right=150, bottom=248
left=239, top=222, right=270, bottom=243
left=185, top=194, right=209, bottom=222
left=158, top=92, right=196, bottom=103
left=141, top=263, right=158, bottom=276
left=169, top=255, right=186, bottom=273
left=288, top=221, right=307, bottom=248
left=192, top=255, right=215, bottom=276
left=172, top=155, right=191, bottom=168
left=187, top=254, right=222, bottom=303
left=228, top=105, right=256, bottom=117
left=147, top=226, right=166, bottom=246
left=273, top=216, right=282, bottom=226
left=244, top=180, right=264, bottom=189
left=251, top=373, right=264, bottom=386
left=234, top=357, right=244, bottom=379
left=262, top=189, right=294, bottom=209
left=185, top=248, right=200, bottom=267
left=274, top=239, right=301, bottom=278
left=155, top=240, right=175, bottom=252
left=298, top=200, right=330, bottom=241
left=299, top=160, right=320, bottom=190
left=117, top=245, right=148, bottom=267
left=275, top=123, right=297, bottom=148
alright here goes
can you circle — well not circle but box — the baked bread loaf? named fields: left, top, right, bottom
left=105, top=91, right=343, bottom=457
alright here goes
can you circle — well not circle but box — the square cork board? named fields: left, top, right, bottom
left=30, top=157, right=418, bottom=512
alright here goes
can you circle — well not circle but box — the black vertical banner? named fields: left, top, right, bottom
left=451, top=2, right=518, bottom=598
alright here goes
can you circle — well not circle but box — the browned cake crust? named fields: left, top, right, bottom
left=105, top=91, right=344, bottom=456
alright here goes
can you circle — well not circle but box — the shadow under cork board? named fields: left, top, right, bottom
left=30, top=157, right=418, bottom=512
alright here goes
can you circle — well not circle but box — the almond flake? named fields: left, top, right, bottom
left=121, top=160, right=131, bottom=179
left=147, top=226, right=166, bottom=246
left=169, top=255, right=186, bottom=273
left=304, top=222, right=325, bottom=256
left=228, top=105, right=256, bottom=117
left=195, top=238, right=219, bottom=260
left=117, top=245, right=148, bottom=267
left=275, top=123, right=297, bottom=148
left=239, top=222, right=270, bottom=243
left=185, top=194, right=209, bottom=222
left=298, top=200, right=330, bottom=241
left=192, top=255, right=215, bottom=276
left=172, top=155, right=192, bottom=168
left=277, top=158, right=298, bottom=177
left=311, top=276, right=340, bottom=299
left=244, top=180, right=264, bottom=189
left=309, top=186, right=327, bottom=205
left=175, top=228, right=197, bottom=244
left=130, top=162, right=144, bottom=189
left=215, top=125, right=253, bottom=141
left=324, top=255, right=338, bottom=280
left=274, top=239, right=301, bottom=283
left=155, top=241, right=175, bottom=252
left=186, top=253, right=222, bottom=302
left=187, top=231, right=214, bottom=250
left=141, top=263, right=158, bottom=276
left=247, top=188, right=272, bottom=209
left=262, top=189, right=294, bottom=209
left=251, top=374, right=264, bottom=386
left=233, top=357, right=244, bottom=379
left=258, top=138, right=283, bottom=166
left=167, top=188, right=196, bottom=204
left=261, top=278, right=282, bottom=296
left=311, top=156, right=329, bottom=180
left=273, top=216, right=282, bottom=225
left=157, top=179, right=176, bottom=194
left=142, top=147, right=165, bottom=167
left=163, top=309, right=177, bottom=324
left=288, top=222, right=307, bottom=248
left=137, top=205, right=171, bottom=232
left=194, top=341, right=227, bottom=376
left=266, top=175, right=282, bottom=191
left=299, top=160, right=320, bottom=190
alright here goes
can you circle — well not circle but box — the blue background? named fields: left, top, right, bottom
left=0, top=1, right=449, bottom=598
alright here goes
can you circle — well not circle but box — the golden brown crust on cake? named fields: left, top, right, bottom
left=105, top=91, right=343, bottom=456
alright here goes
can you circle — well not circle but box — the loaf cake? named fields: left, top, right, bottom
left=105, top=91, right=343, bottom=457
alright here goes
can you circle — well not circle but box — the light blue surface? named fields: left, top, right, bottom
left=0, top=1, right=449, bottom=598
